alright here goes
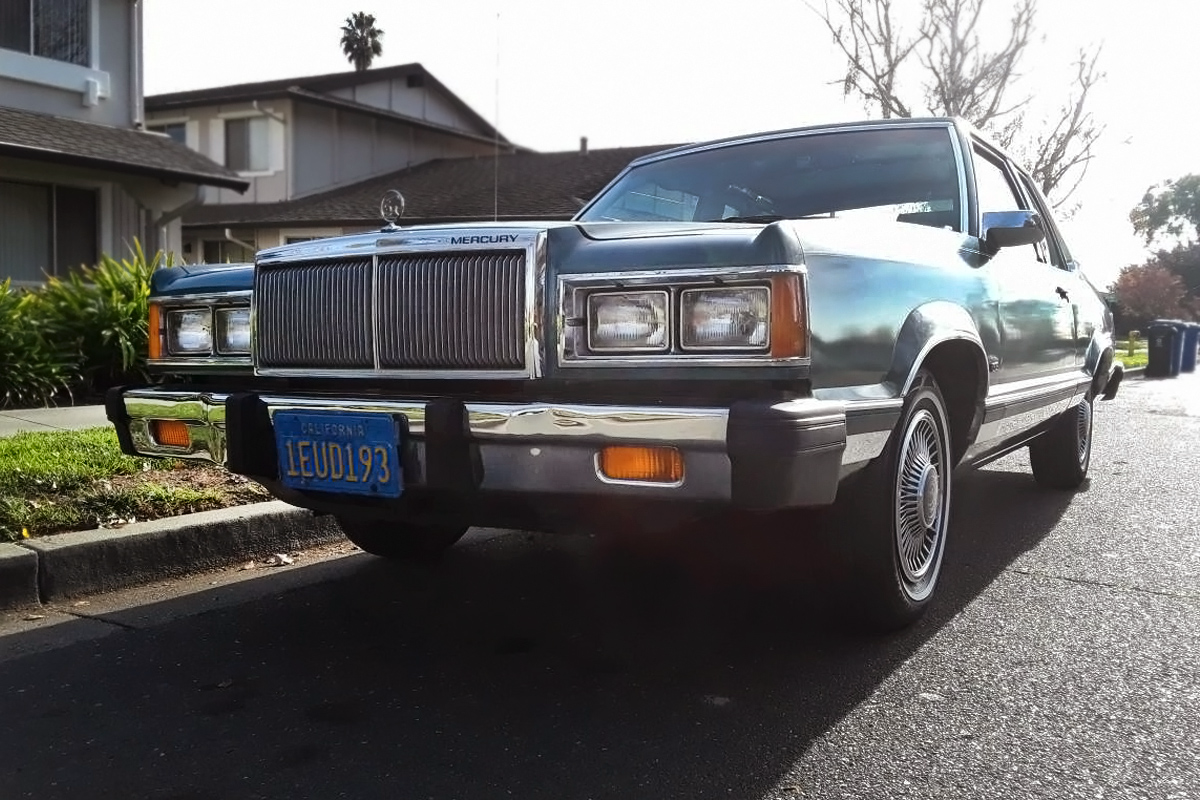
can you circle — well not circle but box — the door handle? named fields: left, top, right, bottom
left=1055, top=286, right=1069, bottom=301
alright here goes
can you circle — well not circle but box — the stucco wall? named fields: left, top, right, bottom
left=0, top=0, right=139, bottom=128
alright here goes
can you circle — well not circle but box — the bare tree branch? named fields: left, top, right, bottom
left=807, top=0, right=1105, bottom=207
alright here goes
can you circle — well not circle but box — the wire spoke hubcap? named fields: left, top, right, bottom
left=1077, top=400, right=1092, bottom=465
left=894, top=409, right=947, bottom=597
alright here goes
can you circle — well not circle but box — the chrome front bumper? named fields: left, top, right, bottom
left=108, top=387, right=869, bottom=510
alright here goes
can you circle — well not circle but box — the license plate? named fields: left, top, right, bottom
left=273, top=410, right=403, bottom=498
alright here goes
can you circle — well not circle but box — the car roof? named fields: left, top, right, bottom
left=625, top=117, right=1006, bottom=168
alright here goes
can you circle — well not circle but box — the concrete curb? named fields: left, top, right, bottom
left=3, top=502, right=343, bottom=609
left=0, top=544, right=39, bottom=609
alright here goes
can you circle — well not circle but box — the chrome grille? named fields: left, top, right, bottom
left=377, top=252, right=525, bottom=369
left=254, top=251, right=527, bottom=373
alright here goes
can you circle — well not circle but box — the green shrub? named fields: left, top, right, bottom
left=35, top=240, right=175, bottom=398
left=0, top=279, right=77, bottom=409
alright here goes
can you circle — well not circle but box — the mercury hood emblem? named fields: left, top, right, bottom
left=380, top=189, right=406, bottom=230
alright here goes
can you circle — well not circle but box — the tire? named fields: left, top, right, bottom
left=1029, top=393, right=1093, bottom=490
left=336, top=516, right=468, bottom=561
left=833, top=370, right=954, bottom=631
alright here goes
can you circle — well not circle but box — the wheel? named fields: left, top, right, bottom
left=832, top=370, right=953, bottom=631
left=336, top=516, right=468, bottom=561
left=1029, top=393, right=1093, bottom=489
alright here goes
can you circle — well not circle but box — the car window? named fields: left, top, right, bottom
left=600, top=181, right=702, bottom=222
left=1015, top=171, right=1070, bottom=269
left=973, top=147, right=1042, bottom=262
left=580, top=127, right=962, bottom=230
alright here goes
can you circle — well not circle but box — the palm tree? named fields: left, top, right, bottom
left=340, top=12, right=383, bottom=72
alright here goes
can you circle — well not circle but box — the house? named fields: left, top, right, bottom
left=180, top=142, right=676, bottom=245
left=0, top=0, right=247, bottom=285
left=143, top=63, right=534, bottom=262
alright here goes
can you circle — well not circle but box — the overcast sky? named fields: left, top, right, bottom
left=144, top=0, right=1200, bottom=290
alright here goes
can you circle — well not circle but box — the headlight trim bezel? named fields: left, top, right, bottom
left=558, top=265, right=808, bottom=367
left=148, top=290, right=254, bottom=371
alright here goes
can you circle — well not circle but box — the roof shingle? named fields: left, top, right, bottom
left=0, top=106, right=248, bottom=191
left=183, top=144, right=678, bottom=228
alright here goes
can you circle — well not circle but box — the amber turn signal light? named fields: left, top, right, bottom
left=150, top=419, right=191, bottom=449
left=769, top=274, right=808, bottom=358
left=147, top=303, right=163, bottom=360
left=598, top=446, right=684, bottom=484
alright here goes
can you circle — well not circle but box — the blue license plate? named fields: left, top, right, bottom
left=273, top=410, right=403, bottom=498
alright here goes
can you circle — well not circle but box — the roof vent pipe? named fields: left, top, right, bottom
left=580, top=136, right=588, bottom=155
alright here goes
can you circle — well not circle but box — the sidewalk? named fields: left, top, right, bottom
left=0, top=406, right=108, bottom=438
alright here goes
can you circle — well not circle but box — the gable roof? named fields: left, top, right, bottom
left=0, top=106, right=248, bottom=191
left=146, top=62, right=520, bottom=149
left=182, top=144, right=676, bottom=228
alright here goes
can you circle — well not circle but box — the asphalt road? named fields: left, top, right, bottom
left=2, top=373, right=1198, bottom=800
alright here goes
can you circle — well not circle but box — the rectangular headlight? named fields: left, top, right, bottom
left=587, top=291, right=669, bottom=352
left=680, top=286, right=770, bottom=350
left=215, top=307, right=251, bottom=354
left=166, top=308, right=213, bottom=355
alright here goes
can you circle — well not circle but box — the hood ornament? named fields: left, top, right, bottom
left=380, top=189, right=406, bottom=231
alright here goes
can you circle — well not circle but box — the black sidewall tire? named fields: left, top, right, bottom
left=834, top=371, right=954, bottom=631
left=1030, top=392, right=1094, bottom=490
left=337, top=517, right=469, bottom=561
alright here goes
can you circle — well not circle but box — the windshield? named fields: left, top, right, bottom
left=578, top=126, right=963, bottom=231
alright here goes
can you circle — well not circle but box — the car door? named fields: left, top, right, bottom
left=972, top=143, right=1077, bottom=385
left=1012, top=169, right=1093, bottom=372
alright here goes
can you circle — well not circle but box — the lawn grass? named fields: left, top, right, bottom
left=0, top=427, right=269, bottom=541
left=1118, top=350, right=1149, bottom=369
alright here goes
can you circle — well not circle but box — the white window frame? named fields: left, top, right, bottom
left=0, top=0, right=110, bottom=105
left=217, top=109, right=283, bottom=177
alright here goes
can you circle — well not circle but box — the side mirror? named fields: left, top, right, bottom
left=981, top=210, right=1046, bottom=252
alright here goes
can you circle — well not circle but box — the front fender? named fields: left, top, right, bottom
left=886, top=301, right=990, bottom=397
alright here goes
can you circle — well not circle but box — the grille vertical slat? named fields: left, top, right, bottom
left=254, top=250, right=526, bottom=373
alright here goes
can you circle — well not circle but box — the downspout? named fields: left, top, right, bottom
left=252, top=100, right=286, bottom=124
left=130, top=0, right=143, bottom=128
left=223, top=228, right=256, bottom=255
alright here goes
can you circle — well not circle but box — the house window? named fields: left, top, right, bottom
left=0, top=179, right=98, bottom=283
left=225, top=117, right=270, bottom=172
left=149, top=122, right=187, bottom=146
left=201, top=239, right=253, bottom=264
left=0, top=0, right=91, bottom=67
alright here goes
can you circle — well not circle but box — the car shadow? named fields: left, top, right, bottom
left=0, top=460, right=1076, bottom=800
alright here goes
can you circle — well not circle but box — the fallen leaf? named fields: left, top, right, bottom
left=263, top=553, right=294, bottom=567
left=241, top=561, right=256, bottom=570
left=23, top=614, right=46, bottom=621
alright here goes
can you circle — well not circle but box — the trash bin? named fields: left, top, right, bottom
left=1146, top=320, right=1180, bottom=378
left=1182, top=323, right=1200, bottom=373
left=1170, top=320, right=1188, bottom=375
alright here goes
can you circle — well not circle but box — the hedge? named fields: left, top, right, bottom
left=1, top=241, right=174, bottom=410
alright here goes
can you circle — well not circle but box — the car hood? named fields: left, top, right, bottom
left=151, top=260, right=255, bottom=296
left=548, top=220, right=805, bottom=274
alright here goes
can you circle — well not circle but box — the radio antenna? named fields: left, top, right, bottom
left=493, top=10, right=500, bottom=222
